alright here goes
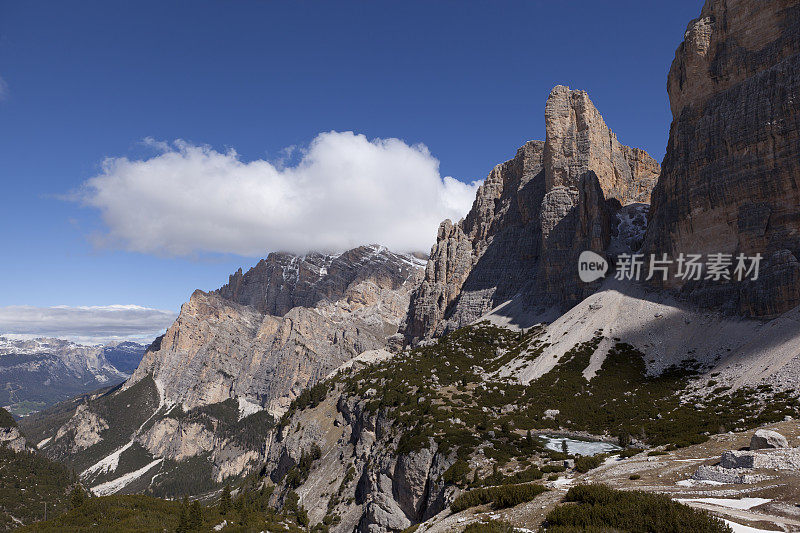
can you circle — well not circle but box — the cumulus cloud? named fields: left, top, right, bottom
left=0, top=305, right=177, bottom=344
left=80, top=132, right=481, bottom=256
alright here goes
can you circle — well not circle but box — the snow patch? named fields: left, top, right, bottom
left=722, top=520, right=780, bottom=533
left=81, top=441, right=133, bottom=478
left=90, top=458, right=163, bottom=496
left=676, top=497, right=771, bottom=511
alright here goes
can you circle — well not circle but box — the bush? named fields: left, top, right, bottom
left=463, top=520, right=514, bottom=532
left=629, top=474, right=641, bottom=480
left=450, top=483, right=547, bottom=513
left=443, top=459, right=469, bottom=485
left=573, top=454, right=606, bottom=473
left=543, top=484, right=731, bottom=532
left=619, top=447, right=644, bottom=459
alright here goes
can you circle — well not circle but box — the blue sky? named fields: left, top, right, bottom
left=0, top=1, right=702, bottom=340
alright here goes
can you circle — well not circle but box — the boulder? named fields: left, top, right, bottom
left=750, top=429, right=789, bottom=450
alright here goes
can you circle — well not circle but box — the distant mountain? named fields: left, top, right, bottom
left=102, top=341, right=148, bottom=374
left=0, top=337, right=146, bottom=417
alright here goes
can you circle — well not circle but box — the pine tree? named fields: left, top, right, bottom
left=188, top=500, right=203, bottom=531
left=219, top=484, right=231, bottom=515
left=69, top=485, right=86, bottom=509
left=175, top=497, right=189, bottom=533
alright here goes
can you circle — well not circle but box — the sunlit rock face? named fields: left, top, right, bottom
left=129, top=245, right=424, bottom=416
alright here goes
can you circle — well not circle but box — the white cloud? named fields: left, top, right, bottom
left=80, top=131, right=481, bottom=256
left=0, top=305, right=177, bottom=344
left=0, top=77, right=7, bottom=100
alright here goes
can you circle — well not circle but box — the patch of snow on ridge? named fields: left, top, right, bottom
left=81, top=441, right=133, bottom=478
left=90, top=458, right=163, bottom=496
left=722, top=519, right=779, bottom=533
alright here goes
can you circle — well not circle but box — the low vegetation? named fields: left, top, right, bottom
left=0, top=446, right=76, bottom=530
left=542, top=484, right=732, bottom=532
left=450, top=483, right=547, bottom=513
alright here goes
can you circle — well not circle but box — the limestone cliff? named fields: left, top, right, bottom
left=402, top=87, right=660, bottom=342
left=130, top=245, right=423, bottom=416
left=644, top=0, right=800, bottom=317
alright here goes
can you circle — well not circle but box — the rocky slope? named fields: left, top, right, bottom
left=0, top=337, right=145, bottom=417
left=643, top=0, right=800, bottom=318
left=24, top=245, right=424, bottom=498
left=402, top=86, right=660, bottom=342
left=258, top=317, right=800, bottom=533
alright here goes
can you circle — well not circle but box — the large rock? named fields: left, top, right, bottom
left=0, top=426, right=27, bottom=453
left=750, top=429, right=789, bottom=450
left=402, top=87, right=659, bottom=342
left=643, top=0, right=800, bottom=317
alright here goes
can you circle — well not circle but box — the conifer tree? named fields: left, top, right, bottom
left=188, top=500, right=203, bottom=531
left=219, top=484, right=231, bottom=515
left=69, top=485, right=86, bottom=509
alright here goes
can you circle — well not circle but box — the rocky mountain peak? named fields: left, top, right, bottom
left=544, top=85, right=658, bottom=204
left=217, top=244, right=425, bottom=316
left=402, top=86, right=660, bottom=342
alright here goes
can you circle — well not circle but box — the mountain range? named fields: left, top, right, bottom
left=0, top=337, right=146, bottom=417
left=9, top=0, right=800, bottom=531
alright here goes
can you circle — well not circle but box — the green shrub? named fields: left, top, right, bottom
left=629, top=474, right=641, bottom=480
left=618, top=447, right=643, bottom=459
left=463, top=520, right=514, bottom=532
left=543, top=484, right=731, bottom=532
left=450, top=483, right=547, bottom=512
left=573, top=454, right=606, bottom=473
left=443, top=459, right=469, bottom=485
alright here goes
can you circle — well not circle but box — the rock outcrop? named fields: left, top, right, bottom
left=0, top=426, right=27, bottom=453
left=643, top=0, right=800, bottom=317
left=750, top=429, right=789, bottom=450
left=402, top=87, right=660, bottom=342
left=265, top=385, right=455, bottom=533
left=130, top=245, right=424, bottom=416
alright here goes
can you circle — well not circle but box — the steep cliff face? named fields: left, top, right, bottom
left=644, top=0, right=800, bottom=317
left=402, top=87, right=660, bottom=342
left=130, top=245, right=423, bottom=417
